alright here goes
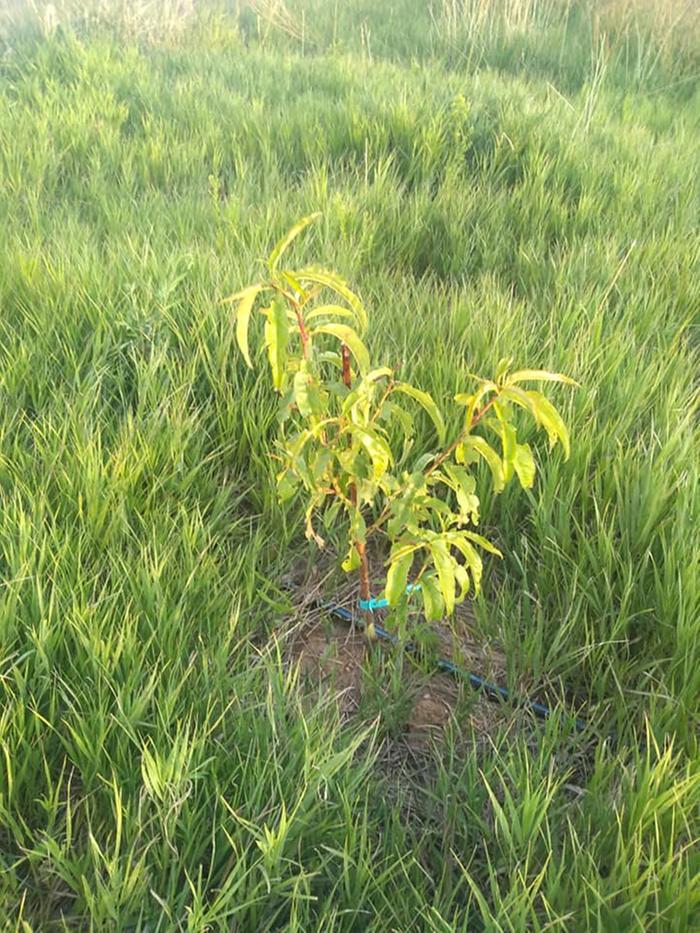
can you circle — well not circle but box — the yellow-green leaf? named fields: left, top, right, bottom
left=430, top=539, right=455, bottom=615
left=513, top=442, right=536, bottom=488
left=297, top=266, right=368, bottom=334
left=232, top=284, right=262, bottom=368
left=386, top=552, right=413, bottom=607
left=460, top=436, right=505, bottom=493
left=443, top=463, right=480, bottom=524
left=445, top=535, right=484, bottom=593
left=421, top=575, right=444, bottom=622
left=508, top=369, right=579, bottom=386
left=305, top=304, right=359, bottom=325
left=525, top=390, right=571, bottom=459
left=454, top=563, right=470, bottom=601
left=342, top=544, right=361, bottom=572
left=393, top=383, right=446, bottom=444
left=264, top=299, right=289, bottom=391
left=461, top=531, right=502, bottom=557
left=350, top=424, right=392, bottom=481
left=313, top=323, right=370, bottom=373
left=293, top=365, right=320, bottom=417
left=268, top=213, right=321, bottom=272
left=221, top=282, right=263, bottom=304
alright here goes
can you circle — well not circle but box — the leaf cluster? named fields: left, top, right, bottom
left=226, top=215, right=576, bottom=621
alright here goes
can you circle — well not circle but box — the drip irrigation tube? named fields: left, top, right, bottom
left=305, top=593, right=586, bottom=733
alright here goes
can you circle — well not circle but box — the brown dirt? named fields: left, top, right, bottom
left=284, top=565, right=516, bottom=753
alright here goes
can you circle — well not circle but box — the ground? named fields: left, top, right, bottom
left=0, top=1, right=698, bottom=929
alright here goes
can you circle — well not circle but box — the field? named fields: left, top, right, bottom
left=0, top=0, right=699, bottom=928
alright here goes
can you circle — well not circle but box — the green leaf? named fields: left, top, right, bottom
left=364, top=367, right=393, bottom=383
left=444, top=535, right=484, bottom=593
left=297, top=267, right=368, bottom=334
left=313, top=323, right=370, bottom=373
left=513, top=442, right=536, bottom=488
left=279, top=270, right=307, bottom=301
left=311, top=447, right=332, bottom=483
left=264, top=299, right=289, bottom=391
left=268, top=213, right=321, bottom=272
left=342, top=368, right=393, bottom=415
left=508, top=369, right=578, bottom=386
left=341, top=544, right=361, bottom=573
left=305, top=304, right=359, bottom=325
left=304, top=495, right=326, bottom=548
left=461, top=531, right=502, bottom=557
left=499, top=386, right=537, bottom=416
left=493, top=403, right=517, bottom=483
left=293, top=365, right=322, bottom=418
left=276, top=470, right=297, bottom=503
left=525, top=390, right=571, bottom=459
left=459, top=436, right=505, bottom=493
left=443, top=463, right=480, bottom=524
left=495, top=357, right=513, bottom=382
left=349, top=510, right=367, bottom=546
left=454, top=391, right=478, bottom=427
left=350, top=425, right=392, bottom=481
left=393, top=383, right=446, bottom=444
left=232, top=284, right=262, bottom=368
left=421, top=575, right=444, bottom=622
left=454, top=563, right=471, bottom=601
left=429, top=539, right=456, bottom=615
left=385, top=552, right=413, bottom=607
left=221, top=282, right=263, bottom=304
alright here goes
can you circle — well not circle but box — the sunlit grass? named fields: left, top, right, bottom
left=0, top=2, right=698, bottom=927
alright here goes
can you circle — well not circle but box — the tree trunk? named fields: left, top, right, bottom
left=355, top=539, right=375, bottom=640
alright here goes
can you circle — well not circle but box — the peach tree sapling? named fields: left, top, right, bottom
left=225, top=215, right=576, bottom=638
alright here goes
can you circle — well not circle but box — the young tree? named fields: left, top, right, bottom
left=226, top=215, right=575, bottom=637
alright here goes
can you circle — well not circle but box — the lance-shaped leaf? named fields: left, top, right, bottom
left=493, top=402, right=517, bottom=483
left=393, top=382, right=446, bottom=445
left=341, top=543, right=361, bottom=572
left=276, top=469, right=298, bottom=503
left=454, top=563, right=471, bottom=601
left=421, top=574, right=444, bottom=622
left=293, top=364, right=323, bottom=418
left=445, top=534, right=485, bottom=593
left=313, top=323, right=370, bottom=373
left=460, top=530, right=502, bottom=557
left=342, top=367, right=393, bottom=415
left=508, top=369, right=578, bottom=386
left=297, top=266, right=368, bottom=333
left=349, top=424, right=393, bottom=481
left=430, top=538, right=456, bottom=615
left=264, top=299, right=289, bottom=391
left=268, top=213, right=321, bottom=272
left=305, top=496, right=325, bottom=548
left=305, top=304, right=360, bottom=325
left=230, top=284, right=263, bottom=368
left=525, top=390, right=571, bottom=459
left=443, top=463, right=480, bottom=524
left=385, top=551, right=413, bottom=607
left=457, top=435, right=505, bottom=493
left=513, top=442, right=536, bottom=488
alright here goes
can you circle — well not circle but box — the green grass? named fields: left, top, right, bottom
left=1, top=1, right=699, bottom=928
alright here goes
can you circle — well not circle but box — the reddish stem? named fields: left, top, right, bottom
left=294, top=305, right=310, bottom=359
left=341, top=343, right=352, bottom=388
left=425, top=396, right=497, bottom=478
left=355, top=538, right=375, bottom=640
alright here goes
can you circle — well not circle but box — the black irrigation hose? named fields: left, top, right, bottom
left=305, top=594, right=587, bottom=733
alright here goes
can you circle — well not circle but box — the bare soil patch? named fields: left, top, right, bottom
left=283, top=562, right=519, bottom=753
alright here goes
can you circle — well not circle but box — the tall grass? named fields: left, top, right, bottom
left=0, top=2, right=698, bottom=927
